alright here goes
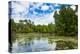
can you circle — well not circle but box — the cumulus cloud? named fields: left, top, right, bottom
left=11, top=2, right=26, bottom=13
left=40, top=5, right=50, bottom=11
left=26, top=12, right=55, bottom=25
left=9, top=1, right=61, bottom=25
left=70, top=5, right=76, bottom=11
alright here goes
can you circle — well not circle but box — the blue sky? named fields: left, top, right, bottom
left=9, top=1, right=76, bottom=25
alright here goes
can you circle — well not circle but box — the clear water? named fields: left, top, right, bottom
left=12, top=38, right=56, bottom=53
left=11, top=33, right=77, bottom=53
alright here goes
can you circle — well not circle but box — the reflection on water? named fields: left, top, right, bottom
left=11, top=33, right=77, bottom=53
left=12, top=38, right=56, bottom=53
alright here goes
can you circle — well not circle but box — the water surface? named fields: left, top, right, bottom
left=12, top=37, right=56, bottom=53
left=11, top=33, right=77, bottom=53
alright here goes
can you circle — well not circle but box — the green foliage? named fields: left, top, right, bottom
left=10, top=19, right=16, bottom=31
left=54, top=5, right=78, bottom=36
left=56, top=40, right=77, bottom=50
left=10, top=19, right=55, bottom=33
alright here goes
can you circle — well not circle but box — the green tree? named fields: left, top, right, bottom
left=54, top=5, right=78, bottom=36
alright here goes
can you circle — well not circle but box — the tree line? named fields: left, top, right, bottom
left=10, top=19, right=55, bottom=33
left=10, top=5, right=78, bottom=36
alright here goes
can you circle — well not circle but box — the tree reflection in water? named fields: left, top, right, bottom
left=11, top=33, right=77, bottom=53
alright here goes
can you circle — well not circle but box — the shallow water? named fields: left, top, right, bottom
left=10, top=33, right=77, bottom=53
left=12, top=38, right=56, bottom=53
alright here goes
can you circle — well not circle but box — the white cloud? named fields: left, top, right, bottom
left=13, top=2, right=26, bottom=13
left=40, top=5, right=49, bottom=10
left=56, top=9, right=60, bottom=14
left=20, top=1, right=30, bottom=8
left=11, top=2, right=55, bottom=25
left=70, top=5, right=76, bottom=11
left=13, top=17, right=26, bottom=23
left=30, top=12, right=55, bottom=25
left=34, top=3, right=43, bottom=9
left=11, top=1, right=29, bottom=16
left=13, top=11, right=55, bottom=25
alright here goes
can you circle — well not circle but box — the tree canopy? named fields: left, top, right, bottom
left=54, top=5, right=78, bottom=36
